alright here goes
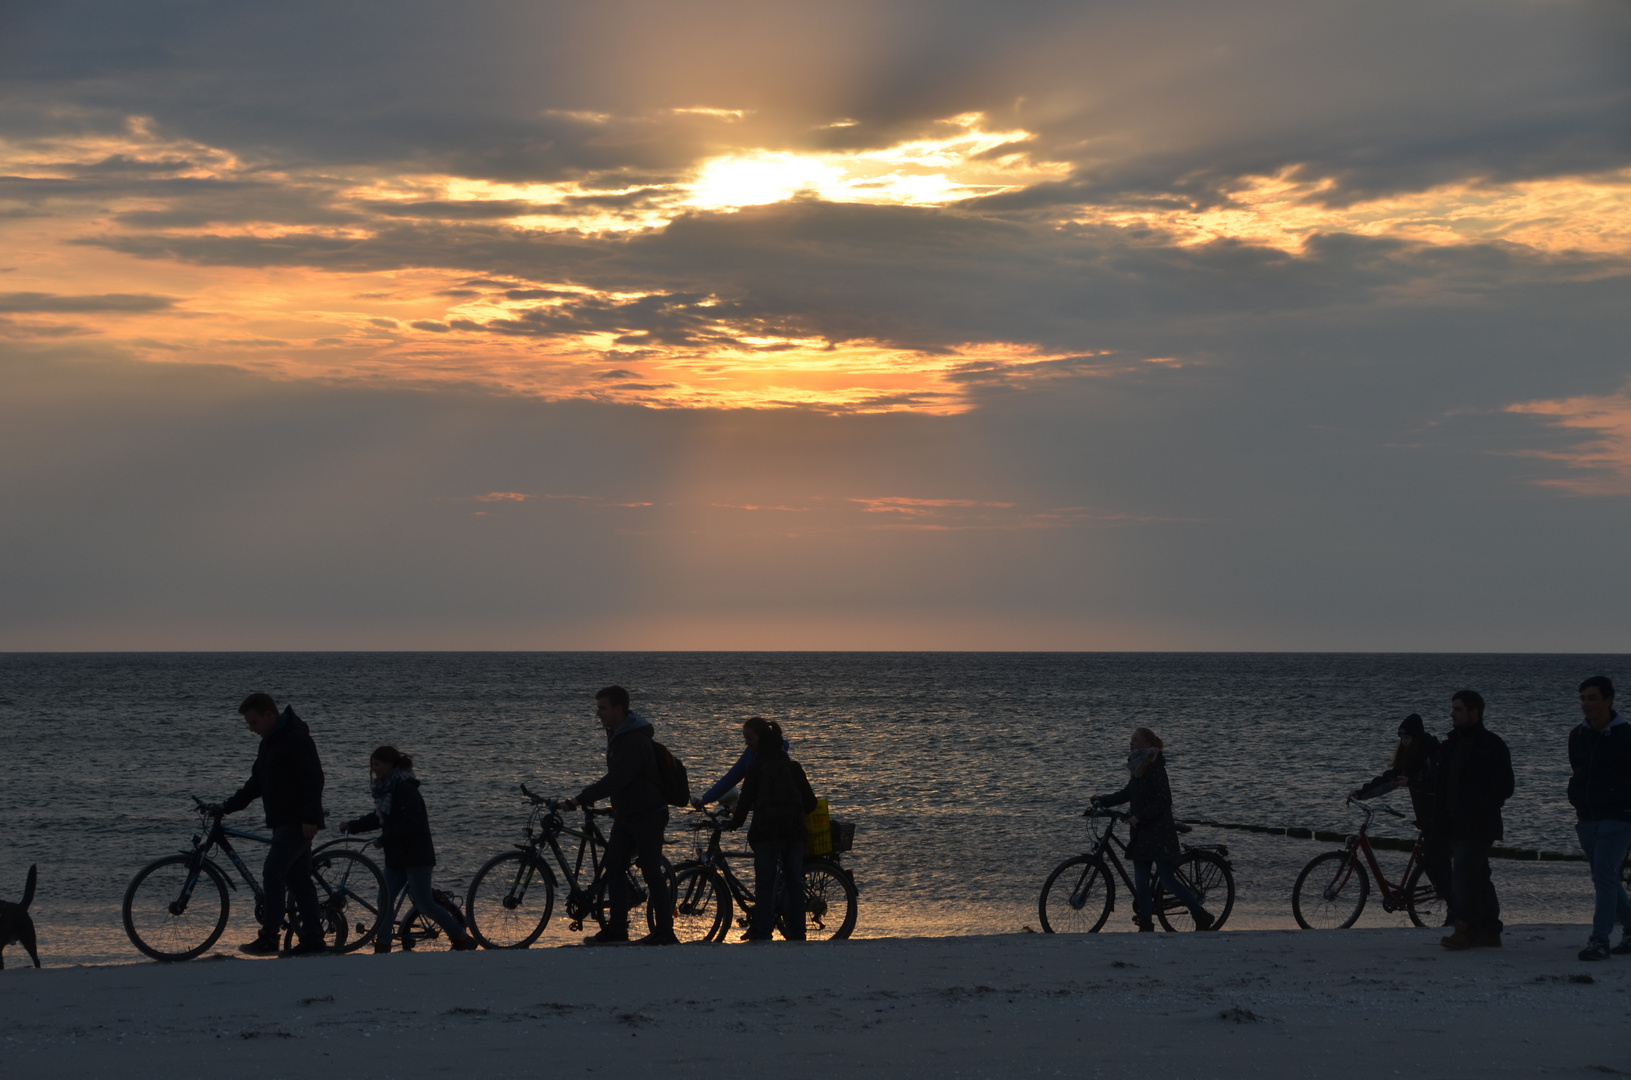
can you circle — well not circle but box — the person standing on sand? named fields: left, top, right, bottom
left=207, top=693, right=326, bottom=957
left=1435, top=690, right=1515, bottom=951
left=1093, top=727, right=1215, bottom=932
left=339, top=746, right=478, bottom=953
left=727, top=718, right=819, bottom=941
left=561, top=685, right=678, bottom=946
left=1568, top=676, right=1631, bottom=961
left=1350, top=713, right=1452, bottom=924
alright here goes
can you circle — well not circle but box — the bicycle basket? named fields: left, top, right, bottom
left=829, top=820, right=855, bottom=854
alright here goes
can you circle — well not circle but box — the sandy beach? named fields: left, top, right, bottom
left=2, top=924, right=1624, bottom=1078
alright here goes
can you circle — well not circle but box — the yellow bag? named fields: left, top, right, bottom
left=804, top=797, right=832, bottom=856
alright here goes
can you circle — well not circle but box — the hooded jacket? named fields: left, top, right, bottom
left=577, top=712, right=664, bottom=820
left=729, top=744, right=818, bottom=845
left=1354, top=732, right=1444, bottom=831
left=1433, top=721, right=1514, bottom=842
left=1568, top=713, right=1631, bottom=822
left=221, top=706, right=326, bottom=829
left=343, top=769, right=437, bottom=869
left=1098, top=748, right=1182, bottom=861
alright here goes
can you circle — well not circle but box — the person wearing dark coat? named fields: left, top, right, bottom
left=563, top=685, right=676, bottom=945
left=341, top=746, right=476, bottom=952
left=728, top=718, right=818, bottom=941
left=1434, top=690, right=1515, bottom=951
left=1568, top=676, right=1631, bottom=961
left=1351, top=713, right=1452, bottom=924
left=210, top=693, right=326, bottom=956
left=1093, top=727, right=1214, bottom=931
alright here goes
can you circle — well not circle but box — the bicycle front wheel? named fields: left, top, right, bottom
left=1155, top=850, right=1236, bottom=931
left=1292, top=850, right=1369, bottom=929
left=123, top=855, right=231, bottom=962
left=1403, top=863, right=1446, bottom=928
left=792, top=861, right=858, bottom=941
left=669, top=865, right=731, bottom=943
left=308, top=849, right=386, bottom=952
left=466, top=851, right=554, bottom=948
left=1038, top=854, right=1114, bottom=934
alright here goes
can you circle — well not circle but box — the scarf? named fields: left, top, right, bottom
left=371, top=768, right=416, bottom=821
left=1126, top=747, right=1160, bottom=778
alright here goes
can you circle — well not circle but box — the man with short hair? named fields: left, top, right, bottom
left=208, top=693, right=327, bottom=956
left=1436, top=690, right=1515, bottom=951
left=562, top=686, right=677, bottom=945
left=1569, top=675, right=1631, bottom=961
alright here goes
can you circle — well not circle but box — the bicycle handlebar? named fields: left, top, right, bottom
left=518, top=783, right=613, bottom=816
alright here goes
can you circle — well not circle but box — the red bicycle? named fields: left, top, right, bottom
left=1291, top=797, right=1444, bottom=929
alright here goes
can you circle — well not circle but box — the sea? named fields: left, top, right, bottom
left=0, top=653, right=1612, bottom=967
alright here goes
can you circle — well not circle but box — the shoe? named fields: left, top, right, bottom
left=1473, top=931, right=1502, bottom=948
left=1134, top=920, right=1154, bottom=933
left=238, top=936, right=280, bottom=956
left=1611, top=938, right=1631, bottom=956
left=450, top=935, right=480, bottom=952
left=743, top=929, right=775, bottom=942
left=637, top=929, right=680, bottom=946
left=583, top=928, right=630, bottom=945
left=1440, top=922, right=1474, bottom=951
left=1579, top=940, right=1611, bottom=962
left=1193, top=910, right=1216, bottom=932
left=373, top=941, right=392, bottom=954
left=284, top=939, right=327, bottom=958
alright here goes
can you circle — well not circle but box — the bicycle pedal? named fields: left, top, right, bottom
left=568, top=919, right=584, bottom=932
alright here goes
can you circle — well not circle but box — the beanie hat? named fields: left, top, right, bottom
left=1397, top=713, right=1426, bottom=739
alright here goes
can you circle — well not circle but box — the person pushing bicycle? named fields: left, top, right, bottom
left=560, top=685, right=678, bottom=946
left=1092, top=726, right=1215, bottom=932
left=205, top=693, right=327, bottom=957
left=1349, top=712, right=1452, bottom=925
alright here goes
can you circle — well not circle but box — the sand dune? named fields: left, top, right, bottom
left=1, top=925, right=1622, bottom=1078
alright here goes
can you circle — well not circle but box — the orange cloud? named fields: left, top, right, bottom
left=1507, top=391, right=1631, bottom=495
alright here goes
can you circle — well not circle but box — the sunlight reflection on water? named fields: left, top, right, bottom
left=0, top=652, right=1606, bottom=965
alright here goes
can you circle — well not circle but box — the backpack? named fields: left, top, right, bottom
left=650, top=739, right=690, bottom=807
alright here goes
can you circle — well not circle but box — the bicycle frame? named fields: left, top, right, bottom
left=1334, top=800, right=1425, bottom=913
left=510, top=787, right=644, bottom=929
left=679, top=805, right=852, bottom=937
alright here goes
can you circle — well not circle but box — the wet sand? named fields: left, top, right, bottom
left=1, top=924, right=1623, bottom=1078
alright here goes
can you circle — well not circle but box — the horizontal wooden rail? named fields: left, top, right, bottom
left=1179, top=818, right=1585, bottom=862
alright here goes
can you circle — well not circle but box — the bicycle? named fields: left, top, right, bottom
left=1291, top=796, right=1445, bottom=929
left=668, top=803, right=859, bottom=943
left=1038, top=806, right=1235, bottom=933
left=463, top=785, right=675, bottom=948
left=122, top=796, right=386, bottom=961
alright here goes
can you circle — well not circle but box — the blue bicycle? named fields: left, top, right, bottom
left=122, top=796, right=386, bottom=961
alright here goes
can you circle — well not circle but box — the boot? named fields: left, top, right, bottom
left=450, top=934, right=480, bottom=952
left=1135, top=918, right=1155, bottom=932
left=1193, top=909, right=1216, bottom=932
left=1440, top=921, right=1475, bottom=951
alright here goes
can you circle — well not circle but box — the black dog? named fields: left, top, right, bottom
left=0, top=865, right=39, bottom=969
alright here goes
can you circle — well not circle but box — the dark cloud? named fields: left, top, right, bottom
left=0, top=292, right=176, bottom=313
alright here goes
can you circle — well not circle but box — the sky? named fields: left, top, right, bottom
left=2, top=0, right=1629, bottom=651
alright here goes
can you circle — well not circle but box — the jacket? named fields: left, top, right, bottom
left=1434, top=722, right=1514, bottom=842
left=577, top=713, right=665, bottom=820
left=1354, top=733, right=1443, bottom=831
left=1098, top=749, right=1182, bottom=861
left=729, top=747, right=817, bottom=845
left=1568, top=714, right=1631, bottom=822
left=221, top=707, right=326, bottom=829
left=698, top=738, right=792, bottom=805
left=343, top=770, right=437, bottom=869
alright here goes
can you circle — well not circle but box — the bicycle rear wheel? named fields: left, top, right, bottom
left=1038, top=854, right=1114, bottom=934
left=1155, top=850, right=1236, bottom=931
left=466, top=850, right=554, bottom=949
left=669, top=865, right=730, bottom=943
left=123, top=855, right=230, bottom=962
left=782, top=861, right=858, bottom=941
left=308, top=849, right=386, bottom=952
left=1403, top=863, right=1446, bottom=928
left=1292, top=850, right=1369, bottom=929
